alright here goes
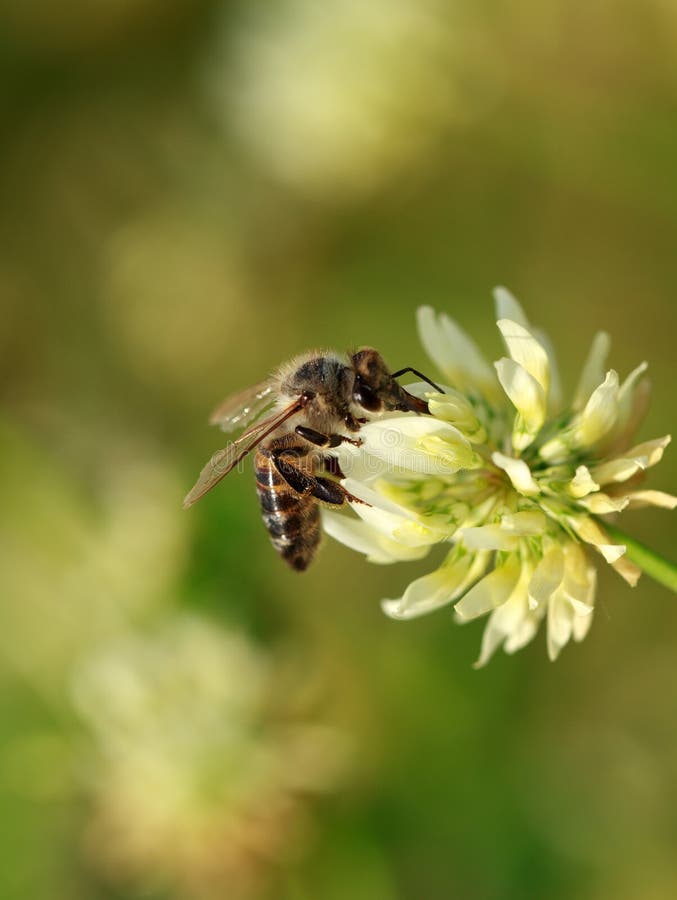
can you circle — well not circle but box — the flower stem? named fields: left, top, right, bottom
left=601, top=521, right=677, bottom=593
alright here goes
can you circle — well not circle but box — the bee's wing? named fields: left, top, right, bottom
left=209, top=379, right=277, bottom=433
left=183, top=398, right=303, bottom=509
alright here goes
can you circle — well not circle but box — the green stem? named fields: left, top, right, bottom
left=601, top=521, right=677, bottom=592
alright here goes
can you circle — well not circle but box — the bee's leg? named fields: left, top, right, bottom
left=343, top=413, right=368, bottom=432
left=308, top=476, right=370, bottom=506
left=273, top=450, right=369, bottom=506
left=272, top=448, right=314, bottom=497
left=295, top=425, right=362, bottom=448
left=322, top=456, right=345, bottom=479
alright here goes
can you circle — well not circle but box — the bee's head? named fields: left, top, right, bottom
left=351, top=348, right=429, bottom=414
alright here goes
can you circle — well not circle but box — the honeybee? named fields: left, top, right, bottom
left=184, top=348, right=442, bottom=571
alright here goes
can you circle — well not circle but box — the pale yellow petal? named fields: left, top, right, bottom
left=624, top=435, right=671, bottom=466
left=382, top=567, right=463, bottom=620
left=546, top=550, right=596, bottom=657
left=493, top=286, right=530, bottom=328
left=427, top=391, right=487, bottom=443
left=572, top=567, right=597, bottom=641
left=535, top=326, right=563, bottom=412
left=494, top=357, right=547, bottom=448
left=623, top=490, right=677, bottom=510
left=617, top=361, right=648, bottom=413
left=609, top=376, right=651, bottom=453
left=474, top=562, right=534, bottom=667
left=415, top=433, right=481, bottom=474
left=547, top=592, right=575, bottom=661
left=460, top=524, right=521, bottom=551
left=589, top=457, right=646, bottom=485
left=322, top=511, right=429, bottom=564
left=568, top=466, right=600, bottom=499
left=346, top=417, right=481, bottom=478
left=475, top=614, right=510, bottom=667
left=455, top=556, right=521, bottom=620
left=599, top=362, right=647, bottom=449
left=497, top=318, right=550, bottom=397
left=574, top=370, right=619, bottom=447
left=493, top=286, right=560, bottom=409
left=568, top=515, right=626, bottom=564
left=591, top=435, right=671, bottom=484
left=382, top=549, right=490, bottom=620
left=503, top=614, right=541, bottom=654
left=611, top=555, right=642, bottom=587
left=458, top=525, right=520, bottom=550
left=560, top=542, right=596, bottom=612
left=578, top=493, right=629, bottom=514
left=572, top=608, right=594, bottom=642
left=528, top=543, right=565, bottom=611
left=341, top=478, right=451, bottom=546
left=492, top=451, right=540, bottom=495
left=417, top=306, right=496, bottom=396
left=500, top=510, right=547, bottom=535
left=573, top=331, right=611, bottom=410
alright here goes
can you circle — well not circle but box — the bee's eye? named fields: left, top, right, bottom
left=354, top=378, right=381, bottom=411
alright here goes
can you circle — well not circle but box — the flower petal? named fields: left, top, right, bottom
left=573, top=331, right=611, bottom=410
left=547, top=592, right=575, bottom=661
left=496, top=318, right=550, bottom=397
left=493, top=286, right=531, bottom=327
left=455, top=555, right=521, bottom=620
left=340, top=478, right=451, bottom=547
left=568, top=466, right=600, bottom=499
left=572, top=567, right=597, bottom=641
left=613, top=361, right=649, bottom=448
left=474, top=561, right=533, bottom=667
left=492, top=451, right=540, bottom=495
left=591, top=435, right=671, bottom=484
left=574, top=370, right=620, bottom=447
left=503, top=614, right=541, bottom=654
left=494, top=358, right=547, bottom=450
left=426, top=390, right=487, bottom=443
left=623, top=490, right=677, bottom=510
left=578, top=493, right=629, bottom=514
left=342, top=416, right=481, bottom=478
left=460, top=524, right=521, bottom=551
left=417, top=306, right=497, bottom=397
left=567, top=515, right=626, bottom=564
left=617, top=361, right=648, bottom=419
left=534, top=327, right=563, bottom=412
left=610, top=555, right=642, bottom=587
left=560, top=542, right=596, bottom=612
left=500, top=510, right=547, bottom=534
left=382, top=549, right=490, bottom=620
left=528, top=543, right=565, bottom=611
left=609, top=375, right=652, bottom=454
left=493, top=289, right=558, bottom=408
left=322, top=510, right=429, bottom=564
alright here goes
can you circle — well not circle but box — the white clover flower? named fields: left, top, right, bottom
left=72, top=616, right=349, bottom=898
left=323, top=288, right=676, bottom=665
left=216, top=0, right=453, bottom=200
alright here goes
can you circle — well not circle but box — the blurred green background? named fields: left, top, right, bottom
left=1, top=2, right=676, bottom=898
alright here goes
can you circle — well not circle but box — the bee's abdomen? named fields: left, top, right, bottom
left=254, top=446, right=320, bottom=572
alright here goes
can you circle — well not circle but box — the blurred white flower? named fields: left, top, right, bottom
left=0, top=425, right=186, bottom=688
left=323, top=288, right=675, bottom=664
left=216, top=0, right=454, bottom=199
left=72, top=615, right=349, bottom=899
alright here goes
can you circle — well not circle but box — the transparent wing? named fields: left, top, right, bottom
left=183, top=399, right=303, bottom=509
left=209, top=378, right=277, bottom=433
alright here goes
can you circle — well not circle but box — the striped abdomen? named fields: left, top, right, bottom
left=254, top=442, right=321, bottom=572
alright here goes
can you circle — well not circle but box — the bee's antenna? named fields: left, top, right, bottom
left=391, top=367, right=445, bottom=394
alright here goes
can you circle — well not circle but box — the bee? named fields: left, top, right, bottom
left=183, top=348, right=442, bottom=571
